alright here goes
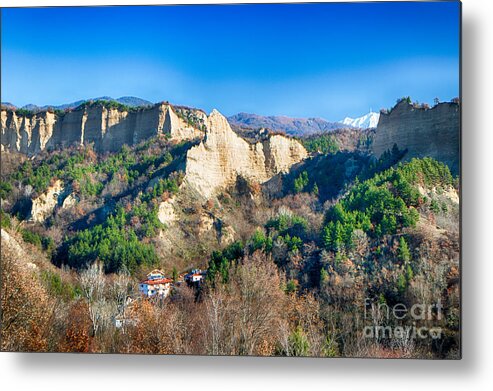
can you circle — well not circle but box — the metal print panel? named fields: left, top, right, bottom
left=0, top=1, right=461, bottom=358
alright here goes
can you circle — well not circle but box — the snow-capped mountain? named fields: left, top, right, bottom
left=340, top=111, right=380, bottom=129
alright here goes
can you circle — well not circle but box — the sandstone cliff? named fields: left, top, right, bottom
left=372, top=100, right=460, bottom=174
left=19, top=108, right=307, bottom=222
left=184, top=109, right=308, bottom=198
left=1, top=103, right=205, bottom=155
left=28, top=179, right=65, bottom=223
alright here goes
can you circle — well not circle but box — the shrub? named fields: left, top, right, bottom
left=40, top=270, right=81, bottom=301
left=285, top=279, right=297, bottom=294
left=266, top=214, right=308, bottom=240
left=1, top=210, right=11, bottom=229
left=293, top=171, right=309, bottom=193
left=288, top=327, right=310, bottom=356
left=21, top=229, right=42, bottom=248
left=281, top=234, right=303, bottom=252
left=248, top=228, right=273, bottom=254
left=207, top=241, right=245, bottom=284
left=0, top=181, right=12, bottom=199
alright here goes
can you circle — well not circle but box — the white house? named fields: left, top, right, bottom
left=114, top=296, right=137, bottom=330
left=185, top=269, right=206, bottom=284
left=139, top=269, right=173, bottom=298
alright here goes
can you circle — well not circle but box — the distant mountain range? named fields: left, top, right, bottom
left=227, top=113, right=344, bottom=136
left=228, top=111, right=380, bottom=136
left=340, top=112, right=380, bottom=129
left=2, top=96, right=381, bottom=134
left=1, top=96, right=153, bottom=112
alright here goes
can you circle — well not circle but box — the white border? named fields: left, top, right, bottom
left=1, top=0, right=493, bottom=390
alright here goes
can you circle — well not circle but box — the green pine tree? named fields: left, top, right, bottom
left=398, top=236, right=411, bottom=263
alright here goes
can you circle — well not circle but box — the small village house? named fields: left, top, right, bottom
left=114, top=296, right=138, bottom=330
left=139, top=269, right=173, bottom=298
left=185, top=269, right=206, bottom=284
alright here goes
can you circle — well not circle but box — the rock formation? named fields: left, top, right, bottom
left=157, top=198, right=177, bottom=226
left=9, top=105, right=308, bottom=222
left=184, top=109, right=308, bottom=198
left=372, top=100, right=460, bottom=174
left=61, top=193, right=79, bottom=209
left=28, top=181, right=82, bottom=223
left=1, top=103, right=205, bottom=155
left=28, top=179, right=64, bottom=223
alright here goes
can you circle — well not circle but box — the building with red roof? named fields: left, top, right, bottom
left=139, top=269, right=173, bottom=298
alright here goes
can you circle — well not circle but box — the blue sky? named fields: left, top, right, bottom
left=1, top=2, right=459, bottom=120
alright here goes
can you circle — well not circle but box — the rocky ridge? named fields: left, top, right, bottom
left=1, top=103, right=205, bottom=155
left=16, top=107, right=309, bottom=221
left=184, top=110, right=308, bottom=198
left=372, top=100, right=460, bottom=174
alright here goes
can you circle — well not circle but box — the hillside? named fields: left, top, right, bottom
left=0, top=149, right=460, bottom=357
left=0, top=97, right=460, bottom=358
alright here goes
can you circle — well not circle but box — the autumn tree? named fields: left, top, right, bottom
left=1, top=234, right=55, bottom=352
left=59, top=301, right=92, bottom=353
left=204, top=251, right=286, bottom=356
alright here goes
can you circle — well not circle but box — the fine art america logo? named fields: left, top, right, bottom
left=363, top=298, right=443, bottom=340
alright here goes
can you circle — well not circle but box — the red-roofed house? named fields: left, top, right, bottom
left=185, top=269, right=206, bottom=284
left=139, top=270, right=173, bottom=298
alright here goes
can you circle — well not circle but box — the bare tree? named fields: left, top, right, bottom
left=204, top=284, right=236, bottom=355
left=111, top=270, right=131, bottom=331
left=203, top=294, right=220, bottom=355
left=78, top=263, right=107, bottom=337
left=231, top=251, right=285, bottom=355
left=202, top=252, right=286, bottom=356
